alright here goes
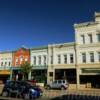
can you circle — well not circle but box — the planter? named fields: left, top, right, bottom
left=36, top=83, right=44, bottom=87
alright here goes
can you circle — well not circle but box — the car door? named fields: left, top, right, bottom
left=57, top=80, right=62, bottom=88
left=51, top=80, right=57, bottom=88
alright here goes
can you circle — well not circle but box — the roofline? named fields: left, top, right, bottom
left=30, top=45, right=48, bottom=50
left=0, top=51, right=13, bottom=54
left=48, top=42, right=75, bottom=47
left=74, top=21, right=98, bottom=28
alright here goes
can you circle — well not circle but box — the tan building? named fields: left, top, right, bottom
left=0, top=51, right=13, bottom=82
left=47, top=43, right=76, bottom=85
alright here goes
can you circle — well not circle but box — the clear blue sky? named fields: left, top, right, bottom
left=0, top=0, right=100, bottom=51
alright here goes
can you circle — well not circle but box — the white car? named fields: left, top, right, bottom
left=46, top=80, right=69, bottom=90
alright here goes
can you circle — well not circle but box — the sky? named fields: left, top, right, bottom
left=0, top=0, right=100, bottom=51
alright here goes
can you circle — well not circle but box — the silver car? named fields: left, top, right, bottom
left=46, top=80, right=69, bottom=90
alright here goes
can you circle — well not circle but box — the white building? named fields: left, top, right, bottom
left=47, top=43, right=76, bottom=84
left=29, top=12, right=100, bottom=89
left=30, top=46, right=48, bottom=82
left=74, top=12, right=100, bottom=89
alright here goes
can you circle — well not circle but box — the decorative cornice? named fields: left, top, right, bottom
left=74, top=21, right=98, bottom=28
left=30, top=46, right=48, bottom=50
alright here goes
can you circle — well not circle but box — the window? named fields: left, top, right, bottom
left=43, top=55, right=46, bottom=65
left=98, top=52, right=100, bottom=62
left=70, top=54, right=74, bottom=63
left=51, top=56, right=53, bottom=64
left=81, top=35, right=85, bottom=44
left=64, top=54, right=67, bottom=64
left=1, top=62, right=3, bottom=66
left=33, top=56, right=36, bottom=65
left=20, top=55, right=23, bottom=62
left=88, top=34, right=93, bottom=43
left=90, top=52, right=94, bottom=62
left=8, top=62, right=11, bottom=66
left=38, top=56, right=41, bottom=65
left=16, top=58, right=18, bottom=66
left=82, top=53, right=86, bottom=63
left=58, top=55, right=61, bottom=64
left=97, top=34, right=100, bottom=42
left=25, top=58, right=28, bottom=62
left=49, top=72, right=53, bottom=77
left=5, top=62, right=7, bottom=66
left=58, top=80, right=61, bottom=84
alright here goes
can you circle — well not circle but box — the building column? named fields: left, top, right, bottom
left=53, top=69, right=55, bottom=81
left=76, top=68, right=80, bottom=90
left=28, top=71, right=31, bottom=80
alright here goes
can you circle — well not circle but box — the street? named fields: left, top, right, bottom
left=1, top=89, right=100, bottom=100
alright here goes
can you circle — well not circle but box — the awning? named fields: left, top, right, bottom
left=0, top=70, right=11, bottom=75
left=82, top=68, right=100, bottom=73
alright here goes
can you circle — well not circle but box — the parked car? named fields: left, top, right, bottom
left=1, top=80, right=43, bottom=99
left=26, top=79, right=37, bottom=86
left=46, top=79, right=69, bottom=90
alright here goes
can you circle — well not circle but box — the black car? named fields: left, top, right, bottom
left=2, top=80, right=43, bottom=99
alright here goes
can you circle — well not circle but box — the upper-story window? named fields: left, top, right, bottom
left=97, top=34, right=100, bottom=42
left=43, top=55, right=46, bottom=65
left=33, top=56, right=36, bottom=65
left=81, top=35, right=85, bottom=44
left=5, top=62, right=7, bottom=66
left=16, top=58, right=18, bottom=66
left=70, top=54, right=74, bottom=63
left=8, top=62, right=11, bottom=66
left=38, top=56, right=41, bottom=65
left=88, top=34, right=93, bottom=43
left=58, top=55, right=61, bottom=64
left=25, top=58, right=28, bottom=62
left=90, top=52, right=94, bottom=62
left=98, top=52, right=100, bottom=62
left=64, top=54, right=67, bottom=64
left=1, top=62, right=3, bottom=66
left=20, top=56, right=23, bottom=62
left=82, top=53, right=86, bottom=63
left=51, top=56, right=53, bottom=64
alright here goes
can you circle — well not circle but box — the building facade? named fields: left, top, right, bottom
left=30, top=46, right=48, bottom=83
left=12, top=47, right=30, bottom=80
left=74, top=12, right=100, bottom=88
left=47, top=43, right=76, bottom=84
left=0, top=51, right=13, bottom=82
left=0, top=12, right=99, bottom=89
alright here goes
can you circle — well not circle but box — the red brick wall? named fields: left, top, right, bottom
left=13, top=48, right=30, bottom=67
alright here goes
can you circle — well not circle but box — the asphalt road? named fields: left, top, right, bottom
left=1, top=89, right=100, bottom=100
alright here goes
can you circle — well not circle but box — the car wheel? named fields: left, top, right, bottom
left=24, top=93, right=30, bottom=100
left=2, top=91, right=9, bottom=97
left=61, top=86, right=65, bottom=90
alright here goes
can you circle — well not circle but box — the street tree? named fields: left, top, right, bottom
left=20, top=62, right=32, bottom=80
